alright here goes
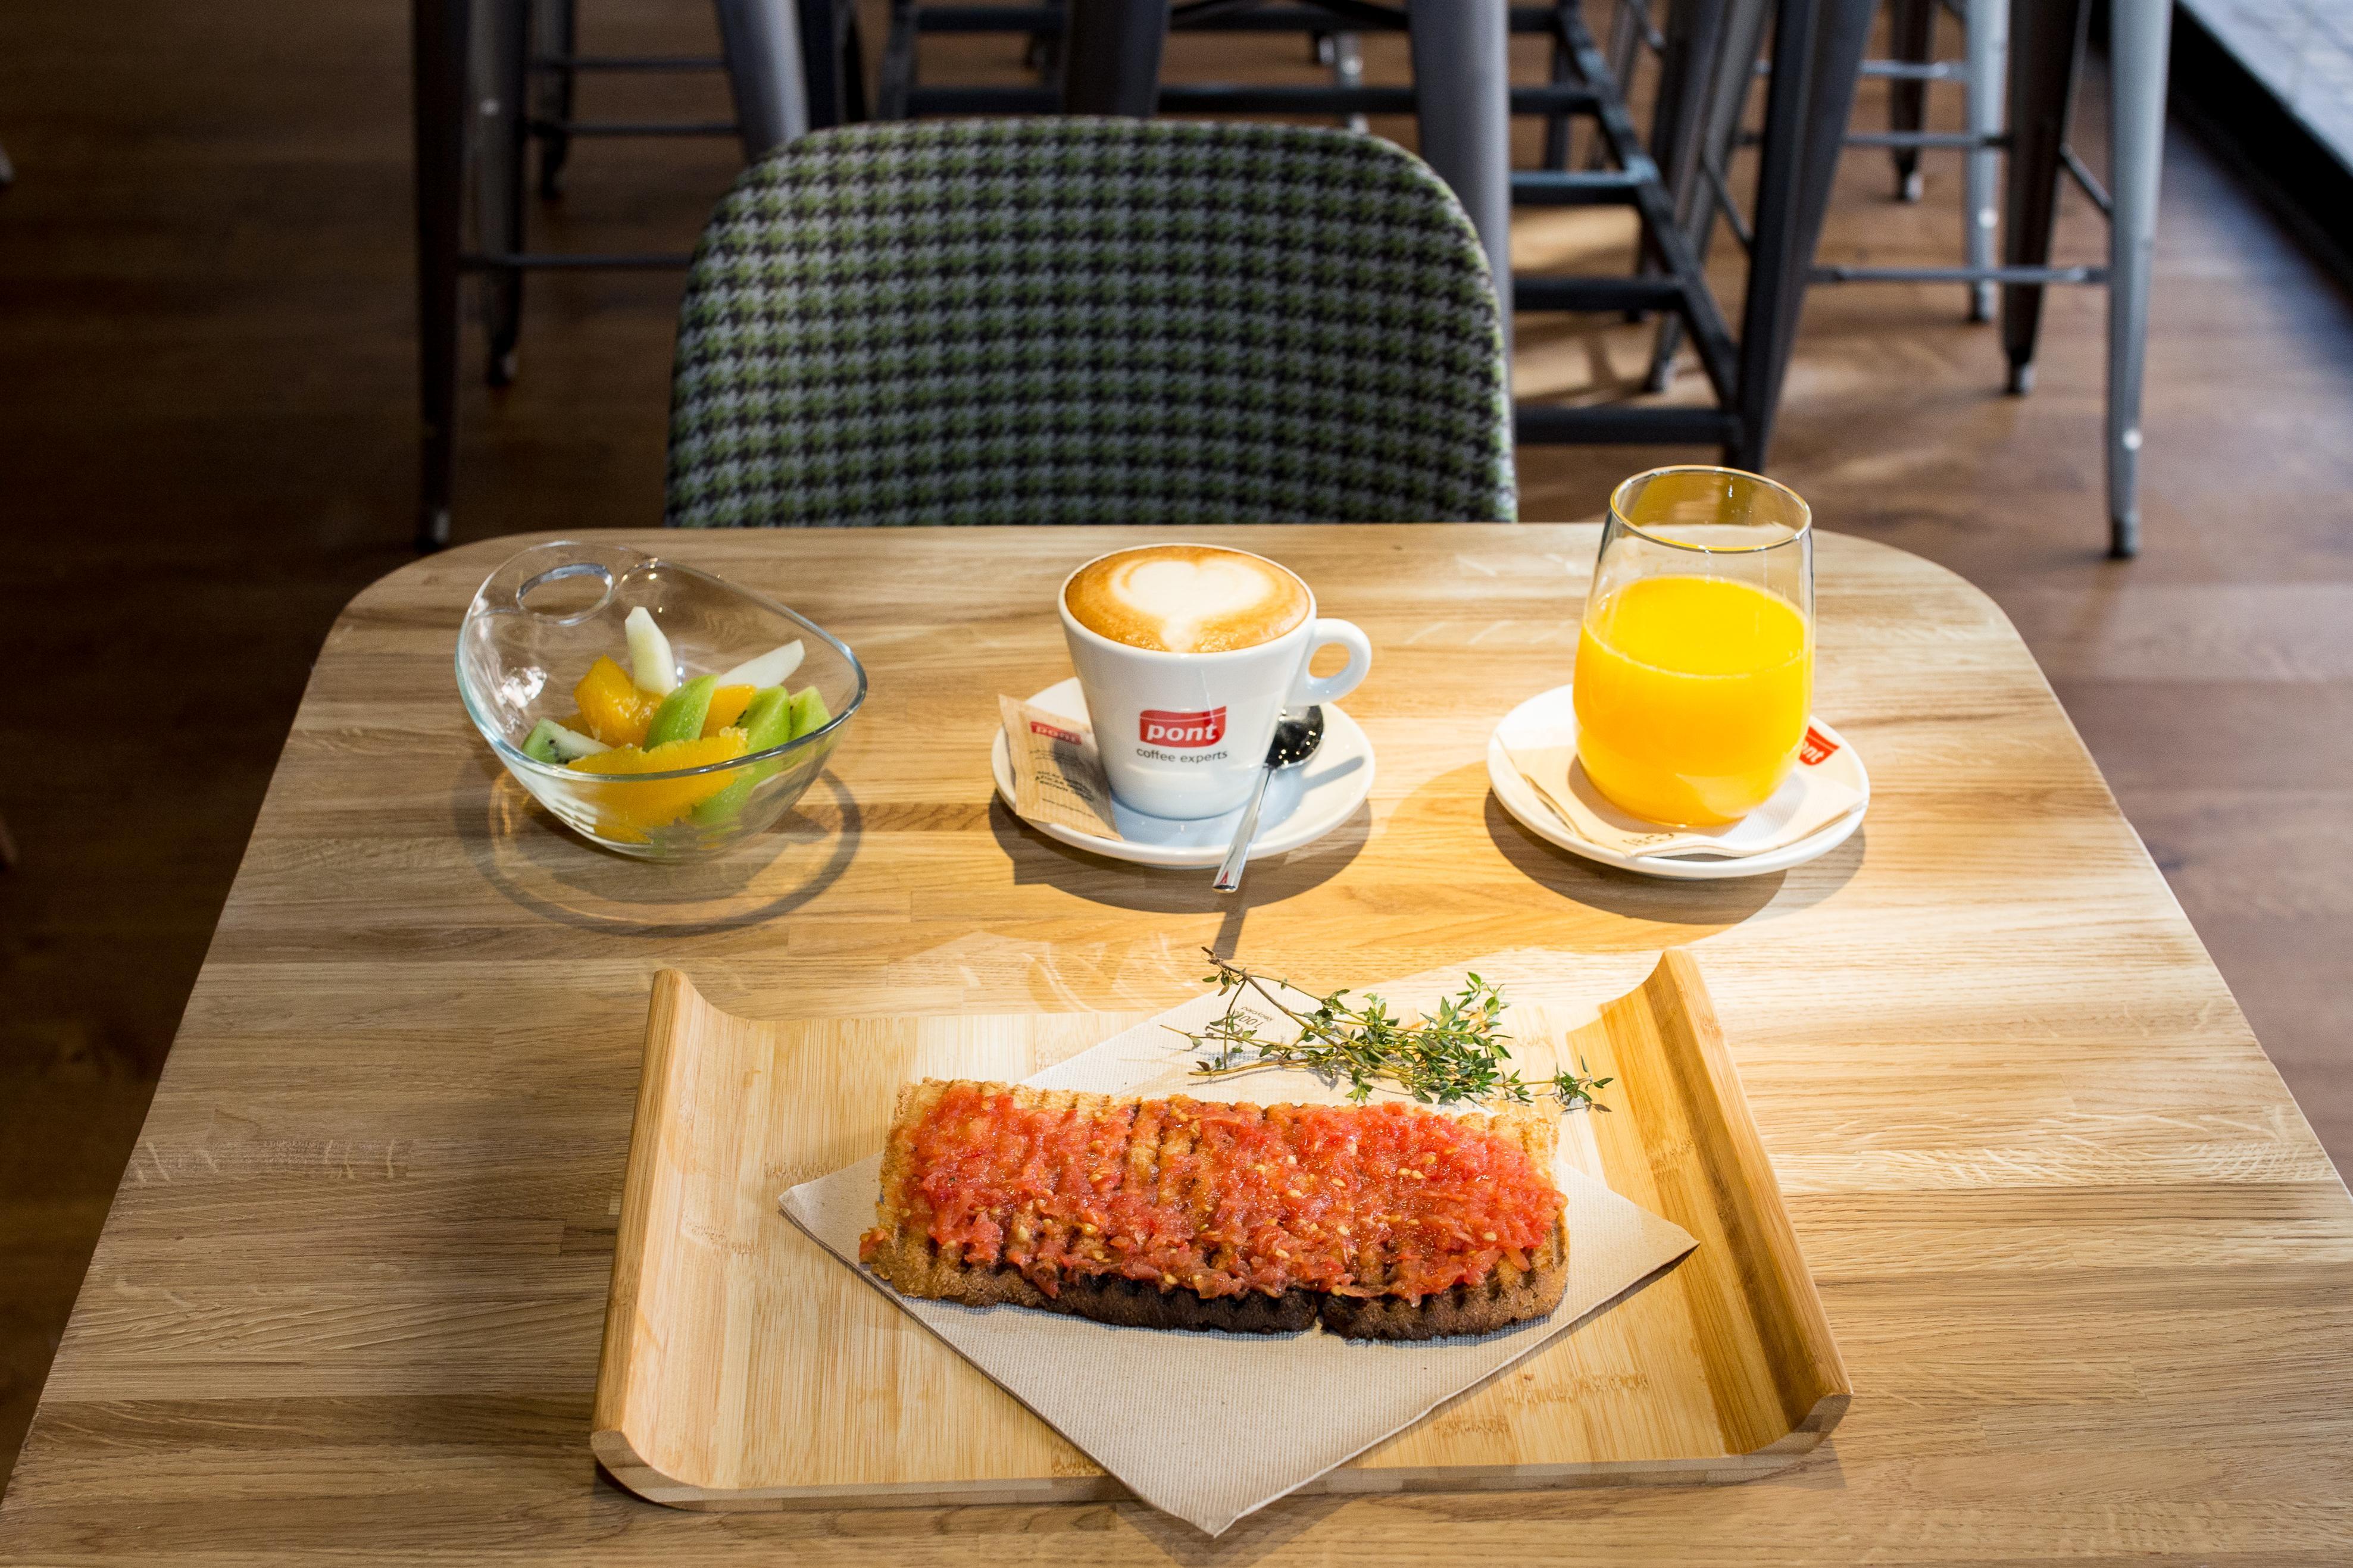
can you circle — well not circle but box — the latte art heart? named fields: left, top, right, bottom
left=1065, top=545, right=1313, bottom=654
left=1115, top=559, right=1278, bottom=652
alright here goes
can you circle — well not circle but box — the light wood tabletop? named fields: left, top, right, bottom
left=3, top=524, right=2348, bottom=1566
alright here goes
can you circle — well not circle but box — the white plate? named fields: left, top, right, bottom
left=1486, top=685, right=1868, bottom=881
left=991, top=678, right=1374, bottom=869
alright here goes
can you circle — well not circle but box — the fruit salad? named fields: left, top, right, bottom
left=520, top=609, right=833, bottom=841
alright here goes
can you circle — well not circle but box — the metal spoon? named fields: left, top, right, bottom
left=1212, top=708, right=1326, bottom=893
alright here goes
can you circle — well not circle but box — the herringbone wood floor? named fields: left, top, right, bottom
left=1, top=0, right=2348, bottom=1498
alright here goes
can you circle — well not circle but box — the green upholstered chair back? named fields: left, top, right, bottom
left=665, top=118, right=1514, bottom=528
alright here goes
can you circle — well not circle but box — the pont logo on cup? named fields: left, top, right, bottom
left=1140, top=707, right=1226, bottom=748
left=1799, top=724, right=1840, bottom=766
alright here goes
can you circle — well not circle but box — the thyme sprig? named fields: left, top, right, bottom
left=1173, top=951, right=1613, bottom=1111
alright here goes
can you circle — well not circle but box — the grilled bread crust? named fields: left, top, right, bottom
left=864, top=1080, right=1568, bottom=1341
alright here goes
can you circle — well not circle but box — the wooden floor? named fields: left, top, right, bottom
left=0, top=0, right=2347, bottom=1499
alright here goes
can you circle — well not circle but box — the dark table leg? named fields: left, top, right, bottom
left=1730, top=0, right=1874, bottom=470
left=1887, top=0, right=1936, bottom=201
left=1062, top=0, right=1166, bottom=115
left=1998, top=0, right=2088, bottom=396
left=535, top=0, right=577, bottom=196
left=798, top=0, right=846, bottom=126
left=480, top=0, right=529, bottom=390
left=413, top=0, right=468, bottom=552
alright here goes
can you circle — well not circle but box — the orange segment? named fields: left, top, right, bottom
left=702, top=684, right=757, bottom=736
left=573, top=655, right=661, bottom=748
left=566, top=731, right=749, bottom=840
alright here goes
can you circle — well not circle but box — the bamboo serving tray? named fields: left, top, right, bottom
left=590, top=950, right=1850, bottom=1510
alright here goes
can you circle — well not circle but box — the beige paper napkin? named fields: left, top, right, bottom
left=1503, top=719, right=1863, bottom=859
left=781, top=982, right=1698, bottom=1536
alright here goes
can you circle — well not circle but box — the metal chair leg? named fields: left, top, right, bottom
left=1029, top=0, right=1065, bottom=87
left=1409, top=0, right=1515, bottom=358
left=1591, top=0, right=1649, bottom=169
left=1646, top=0, right=1768, bottom=390
left=1961, top=0, right=2005, bottom=320
left=1649, top=0, right=1726, bottom=195
left=714, top=0, right=810, bottom=157
left=838, top=4, right=868, bottom=120
left=476, top=0, right=530, bottom=388
left=2103, top=0, right=2169, bottom=558
left=879, top=0, right=918, bottom=118
left=413, top=0, right=468, bottom=552
left=1061, top=0, right=1165, bottom=115
left=1542, top=0, right=1577, bottom=168
left=1633, top=0, right=1728, bottom=384
left=798, top=0, right=848, bottom=126
left=1886, top=0, right=1936, bottom=200
left=533, top=0, right=577, bottom=196
left=1998, top=0, right=2087, bottom=396
left=1730, top=0, right=1874, bottom=470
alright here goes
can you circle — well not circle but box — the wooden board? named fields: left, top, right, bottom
left=7, top=525, right=2352, bottom=1567
left=590, top=952, right=1849, bottom=1508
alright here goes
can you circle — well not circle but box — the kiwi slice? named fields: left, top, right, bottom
left=736, top=687, right=797, bottom=752
left=787, top=687, right=833, bottom=739
left=688, top=688, right=796, bottom=828
left=644, top=675, right=717, bottom=749
left=522, top=718, right=608, bottom=763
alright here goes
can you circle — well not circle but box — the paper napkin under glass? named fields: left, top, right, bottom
left=1501, top=716, right=1863, bottom=860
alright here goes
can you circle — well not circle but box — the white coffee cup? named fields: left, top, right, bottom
left=1058, top=546, right=1371, bottom=820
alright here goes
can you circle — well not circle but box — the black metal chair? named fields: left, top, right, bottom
left=410, top=0, right=835, bottom=549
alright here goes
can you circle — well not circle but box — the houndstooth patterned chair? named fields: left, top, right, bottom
left=665, top=118, right=1515, bottom=528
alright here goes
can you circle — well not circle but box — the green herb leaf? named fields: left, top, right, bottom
left=1168, top=951, right=1611, bottom=1111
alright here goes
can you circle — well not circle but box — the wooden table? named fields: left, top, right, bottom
left=4, top=525, right=2348, bottom=1565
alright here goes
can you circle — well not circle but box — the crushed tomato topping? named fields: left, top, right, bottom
left=861, top=1085, right=1565, bottom=1303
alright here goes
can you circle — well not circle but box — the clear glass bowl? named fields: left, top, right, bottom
left=457, top=541, right=865, bottom=860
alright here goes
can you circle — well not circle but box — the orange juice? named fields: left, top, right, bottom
left=1573, top=575, right=1811, bottom=826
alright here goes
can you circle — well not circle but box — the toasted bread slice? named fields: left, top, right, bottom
left=863, top=1081, right=1568, bottom=1341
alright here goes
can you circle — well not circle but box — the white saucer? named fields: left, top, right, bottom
left=1487, top=685, right=1868, bottom=881
left=992, top=678, right=1374, bottom=869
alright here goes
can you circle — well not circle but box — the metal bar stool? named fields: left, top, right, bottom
left=410, top=0, right=816, bottom=550
left=1652, top=0, right=2171, bottom=555
left=1620, top=0, right=2005, bottom=323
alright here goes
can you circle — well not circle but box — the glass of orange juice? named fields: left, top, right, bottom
left=1573, top=467, right=1813, bottom=827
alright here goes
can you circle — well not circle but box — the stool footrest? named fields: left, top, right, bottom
left=1514, top=403, right=1741, bottom=445
left=525, top=119, right=738, bottom=138
left=1513, top=170, right=1648, bottom=206
left=1514, top=276, right=1688, bottom=312
left=1811, top=263, right=2108, bottom=286
left=462, top=252, right=696, bottom=271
